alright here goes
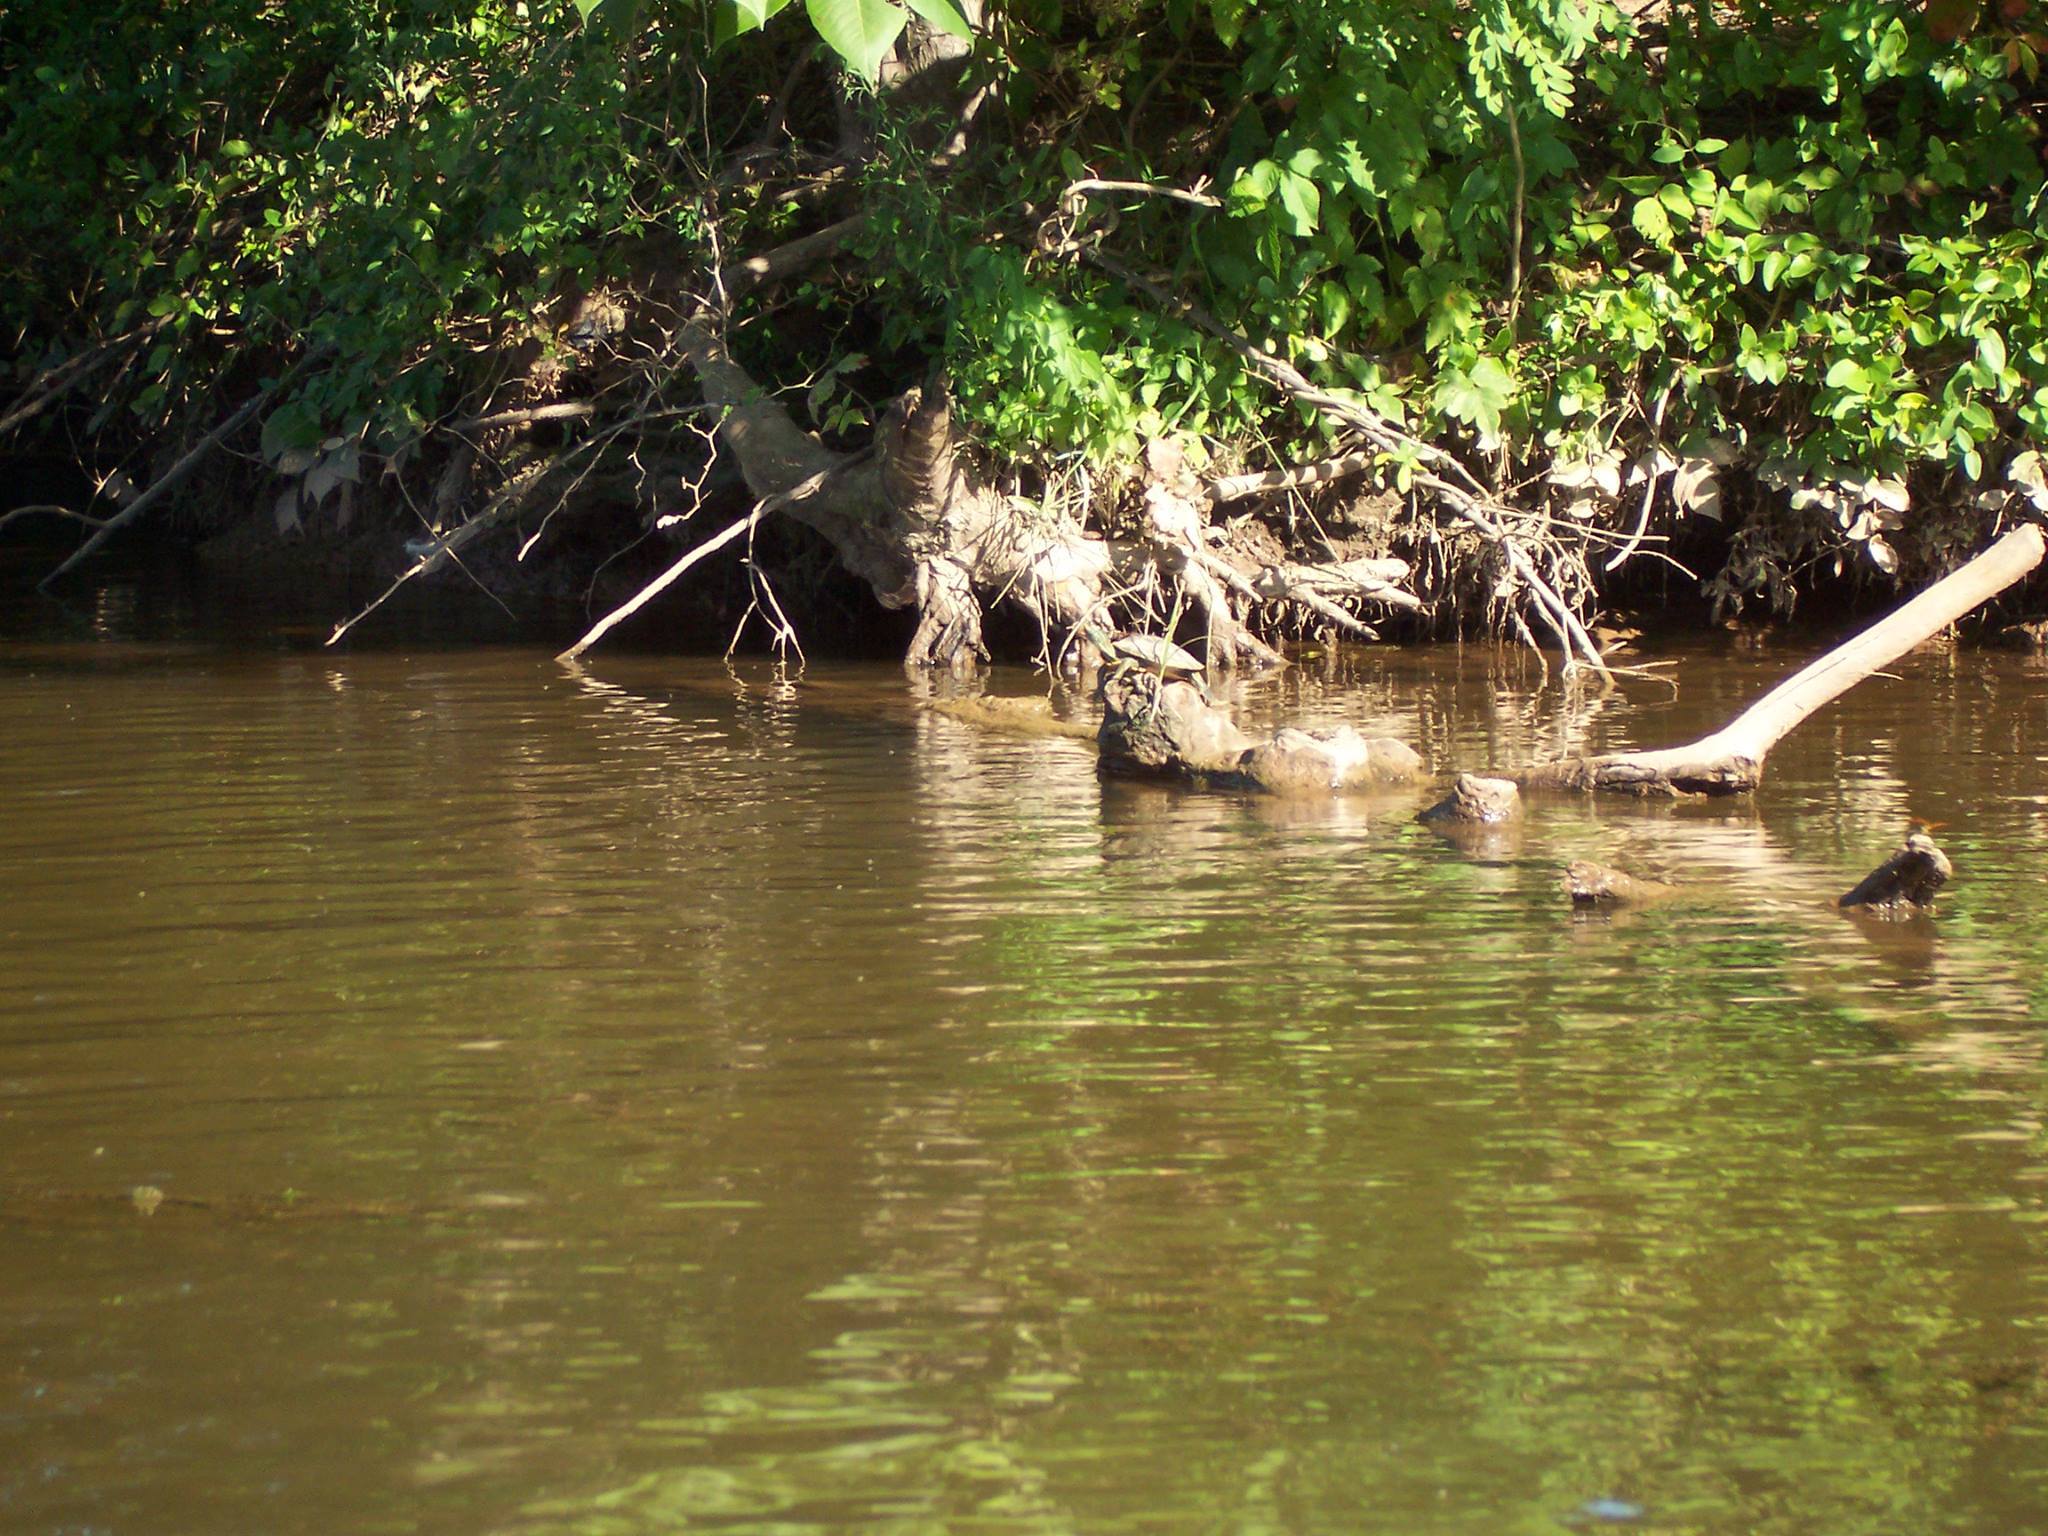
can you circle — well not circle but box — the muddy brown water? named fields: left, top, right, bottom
left=4, top=597, right=2048, bottom=1533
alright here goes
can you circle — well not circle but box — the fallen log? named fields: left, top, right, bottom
left=1518, top=524, right=2046, bottom=796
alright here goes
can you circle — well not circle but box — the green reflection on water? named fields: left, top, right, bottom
left=2, top=644, right=2047, bottom=1533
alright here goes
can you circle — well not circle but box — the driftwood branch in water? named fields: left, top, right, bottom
left=1518, top=524, right=2047, bottom=796
left=554, top=460, right=850, bottom=663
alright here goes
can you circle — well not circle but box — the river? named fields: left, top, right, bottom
left=4, top=586, right=2047, bottom=1533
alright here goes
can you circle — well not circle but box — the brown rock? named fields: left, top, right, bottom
left=1564, top=861, right=1678, bottom=906
left=1242, top=727, right=1423, bottom=794
left=1097, top=673, right=1251, bottom=778
left=1097, top=673, right=1422, bottom=794
left=1418, top=774, right=1522, bottom=824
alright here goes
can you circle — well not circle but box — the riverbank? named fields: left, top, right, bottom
left=9, top=4, right=2048, bottom=671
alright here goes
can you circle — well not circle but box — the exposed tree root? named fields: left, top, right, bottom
left=550, top=249, right=1423, bottom=668
left=1081, top=248, right=1612, bottom=679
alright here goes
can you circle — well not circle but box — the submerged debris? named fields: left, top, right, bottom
left=1564, top=862, right=1678, bottom=907
left=1839, top=830, right=1952, bottom=914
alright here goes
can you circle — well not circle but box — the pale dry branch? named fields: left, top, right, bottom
left=1206, top=449, right=1379, bottom=504
left=1519, top=524, right=2047, bottom=795
left=325, top=459, right=550, bottom=645
left=556, top=460, right=849, bottom=663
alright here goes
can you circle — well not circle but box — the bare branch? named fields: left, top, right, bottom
left=41, top=351, right=322, bottom=587
left=0, top=505, right=112, bottom=534
left=556, top=459, right=852, bottom=663
left=1207, top=449, right=1377, bottom=504
left=446, top=402, right=597, bottom=434
left=1520, top=525, right=2047, bottom=795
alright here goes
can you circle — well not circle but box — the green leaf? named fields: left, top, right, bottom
left=571, top=0, right=602, bottom=18
left=260, top=402, right=324, bottom=467
left=733, top=0, right=767, bottom=30
left=1979, top=329, right=2009, bottom=376
left=1436, top=356, right=1514, bottom=438
left=1630, top=196, right=1672, bottom=248
left=807, top=0, right=907, bottom=79
left=1825, top=357, right=1870, bottom=392
left=1277, top=171, right=1321, bottom=237
left=902, top=0, right=971, bottom=42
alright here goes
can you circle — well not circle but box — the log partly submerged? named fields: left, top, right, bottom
left=1517, top=525, right=2045, bottom=796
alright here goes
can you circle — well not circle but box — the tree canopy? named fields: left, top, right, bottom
left=4, top=0, right=2045, bottom=647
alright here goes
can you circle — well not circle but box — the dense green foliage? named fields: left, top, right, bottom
left=4, top=0, right=2045, bottom=608
left=855, top=0, right=2048, bottom=589
left=2, top=0, right=725, bottom=465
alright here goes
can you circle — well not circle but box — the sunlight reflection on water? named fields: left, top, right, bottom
left=2, top=636, right=2046, bottom=1533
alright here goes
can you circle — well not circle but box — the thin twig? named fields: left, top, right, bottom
left=41, top=351, right=322, bottom=587
left=0, top=317, right=170, bottom=438
left=556, top=459, right=852, bottom=663
left=1605, top=372, right=1677, bottom=572
left=0, top=505, right=112, bottom=534
left=1503, top=103, right=1526, bottom=344
left=325, top=459, right=548, bottom=645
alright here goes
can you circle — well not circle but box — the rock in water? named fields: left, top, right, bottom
left=1097, top=673, right=1421, bottom=792
left=1417, top=774, right=1522, bottom=824
left=1839, top=830, right=1951, bottom=913
left=1564, top=861, right=1677, bottom=907
left=1241, top=727, right=1422, bottom=794
left=1097, top=673, right=1251, bottom=777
